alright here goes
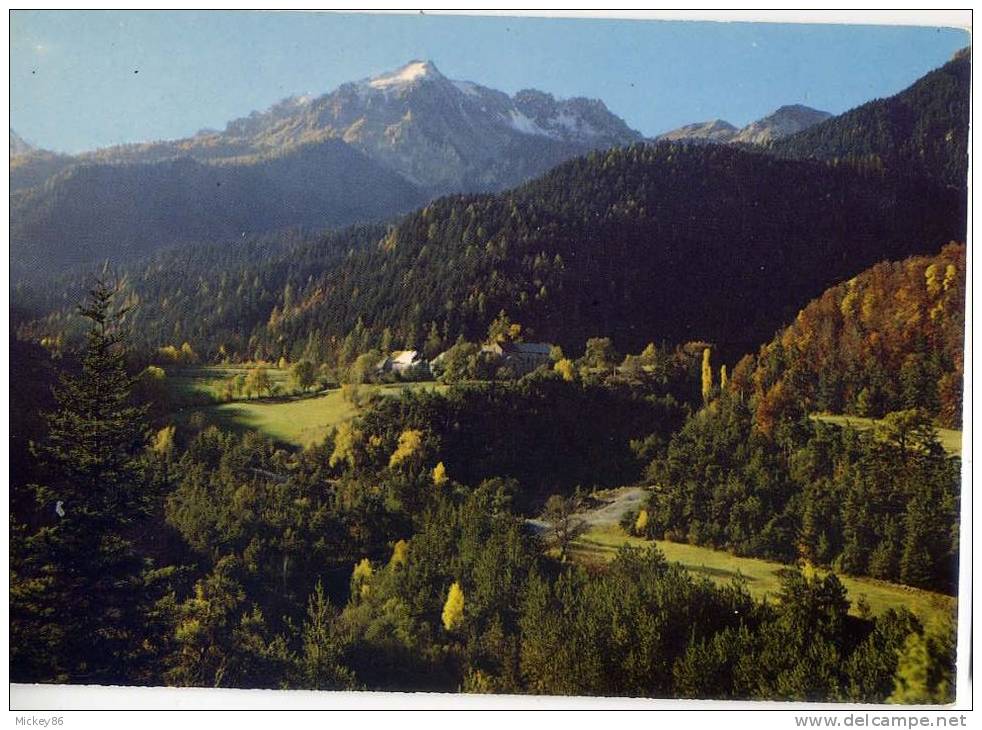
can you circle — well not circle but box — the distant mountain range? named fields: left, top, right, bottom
left=10, top=141, right=425, bottom=276
left=657, top=104, right=832, bottom=145
left=9, top=51, right=970, bottom=288
left=10, top=60, right=644, bottom=278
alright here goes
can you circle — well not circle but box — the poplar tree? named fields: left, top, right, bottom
left=701, top=347, right=713, bottom=404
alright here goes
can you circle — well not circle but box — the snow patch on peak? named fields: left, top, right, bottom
left=506, top=109, right=557, bottom=139
left=553, top=109, right=598, bottom=138
left=368, top=60, right=440, bottom=89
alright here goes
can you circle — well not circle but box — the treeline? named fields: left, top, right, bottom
left=9, top=285, right=955, bottom=700
left=16, top=141, right=967, bottom=366
left=771, top=51, right=969, bottom=188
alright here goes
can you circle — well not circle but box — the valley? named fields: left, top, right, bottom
left=9, top=29, right=969, bottom=705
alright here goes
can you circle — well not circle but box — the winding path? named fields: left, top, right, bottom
left=527, top=486, right=648, bottom=534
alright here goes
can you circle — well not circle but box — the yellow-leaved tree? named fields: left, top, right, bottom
left=389, top=429, right=423, bottom=469
left=432, top=461, right=448, bottom=486
left=442, top=581, right=465, bottom=631
left=329, top=421, right=364, bottom=470
left=634, top=509, right=649, bottom=536
left=701, top=347, right=713, bottom=404
left=152, top=425, right=176, bottom=456
left=554, top=358, right=575, bottom=382
left=351, top=558, right=374, bottom=600
left=389, top=539, right=409, bottom=568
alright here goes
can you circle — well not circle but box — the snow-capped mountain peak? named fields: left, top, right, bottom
left=366, top=60, right=443, bottom=90
left=42, top=59, right=641, bottom=196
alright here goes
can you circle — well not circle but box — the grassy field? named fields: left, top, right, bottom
left=175, top=381, right=444, bottom=448
left=167, top=365, right=293, bottom=407
left=571, top=525, right=957, bottom=626
left=811, top=413, right=962, bottom=456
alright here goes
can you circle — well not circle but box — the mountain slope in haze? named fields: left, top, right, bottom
left=10, top=132, right=76, bottom=192
left=731, top=104, right=833, bottom=144
left=771, top=50, right=970, bottom=187
left=656, top=105, right=831, bottom=144
left=10, top=130, right=36, bottom=156
left=10, top=140, right=425, bottom=278
left=657, top=119, right=739, bottom=143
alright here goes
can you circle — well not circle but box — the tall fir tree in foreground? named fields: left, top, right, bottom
left=11, top=278, right=153, bottom=684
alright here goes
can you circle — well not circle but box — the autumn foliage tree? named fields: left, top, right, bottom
left=701, top=347, right=713, bottom=404
left=442, top=582, right=465, bottom=632
left=743, top=243, right=964, bottom=428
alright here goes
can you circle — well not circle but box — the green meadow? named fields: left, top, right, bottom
left=811, top=413, right=962, bottom=456
left=171, top=372, right=443, bottom=448
left=166, top=365, right=293, bottom=407
left=572, top=525, right=957, bottom=627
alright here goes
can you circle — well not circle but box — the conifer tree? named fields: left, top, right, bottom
left=298, top=581, right=355, bottom=690
left=11, top=278, right=152, bottom=683
left=888, top=624, right=955, bottom=704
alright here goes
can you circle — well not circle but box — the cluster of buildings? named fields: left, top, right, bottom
left=376, top=341, right=554, bottom=379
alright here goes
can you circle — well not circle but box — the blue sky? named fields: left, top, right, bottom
left=10, top=11, right=970, bottom=154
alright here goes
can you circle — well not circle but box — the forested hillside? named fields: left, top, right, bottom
left=254, top=143, right=964, bottom=359
left=636, top=244, right=964, bottom=594
left=18, top=142, right=965, bottom=364
left=771, top=51, right=970, bottom=188
left=14, top=224, right=387, bottom=358
left=741, top=242, right=965, bottom=428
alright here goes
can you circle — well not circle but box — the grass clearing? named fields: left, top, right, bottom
left=571, top=524, right=956, bottom=626
left=174, top=381, right=444, bottom=448
left=166, top=365, right=293, bottom=407
left=811, top=413, right=962, bottom=456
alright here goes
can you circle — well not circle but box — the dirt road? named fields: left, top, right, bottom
left=526, top=486, right=648, bottom=534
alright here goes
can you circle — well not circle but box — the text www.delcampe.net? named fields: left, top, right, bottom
left=795, top=715, right=968, bottom=728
